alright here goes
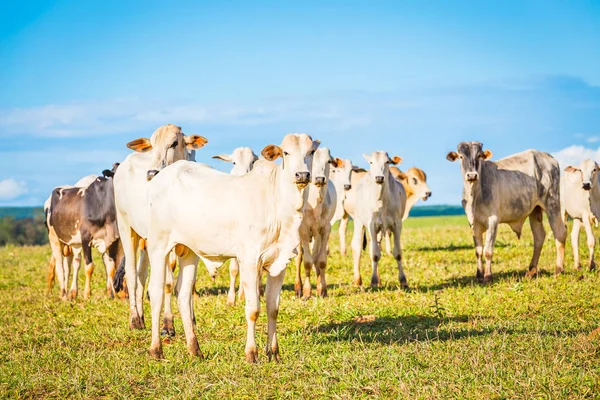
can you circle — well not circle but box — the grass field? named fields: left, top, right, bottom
left=1, top=215, right=599, bottom=398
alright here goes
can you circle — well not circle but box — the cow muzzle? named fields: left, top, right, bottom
left=583, top=182, right=592, bottom=191
left=466, top=172, right=478, bottom=182
left=295, top=172, right=311, bottom=188
left=375, top=176, right=385, bottom=184
left=314, top=176, right=326, bottom=187
left=147, top=170, right=159, bottom=181
left=344, top=184, right=352, bottom=191
left=423, top=191, right=432, bottom=200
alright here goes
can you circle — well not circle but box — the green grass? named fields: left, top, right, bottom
left=1, top=215, right=599, bottom=399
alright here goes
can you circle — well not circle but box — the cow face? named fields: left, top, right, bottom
left=329, top=158, right=353, bottom=191
left=212, top=147, right=259, bottom=176
left=446, top=141, right=492, bottom=183
left=565, top=159, right=600, bottom=191
left=126, top=124, right=208, bottom=181
left=393, top=167, right=431, bottom=200
left=363, top=151, right=402, bottom=185
left=261, top=133, right=320, bottom=188
left=311, top=148, right=338, bottom=188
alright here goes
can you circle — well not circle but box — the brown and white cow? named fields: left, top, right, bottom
left=113, top=124, right=207, bottom=334
left=294, top=147, right=339, bottom=298
left=561, top=159, right=600, bottom=270
left=46, top=166, right=123, bottom=300
left=348, top=152, right=408, bottom=288
left=447, top=142, right=567, bottom=282
left=145, top=133, right=318, bottom=362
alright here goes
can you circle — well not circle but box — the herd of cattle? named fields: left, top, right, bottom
left=43, top=124, right=598, bottom=362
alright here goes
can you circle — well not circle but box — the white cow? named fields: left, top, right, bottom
left=349, top=152, right=408, bottom=288
left=561, top=159, right=600, bottom=270
left=45, top=174, right=97, bottom=298
left=294, top=148, right=339, bottom=298
left=145, top=133, right=318, bottom=362
left=328, top=158, right=354, bottom=256
left=113, top=124, right=207, bottom=334
left=211, top=147, right=259, bottom=306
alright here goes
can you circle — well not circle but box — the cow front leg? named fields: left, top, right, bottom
left=135, top=249, right=150, bottom=328
left=384, top=230, right=392, bottom=256
left=351, top=221, right=365, bottom=287
left=47, top=255, right=56, bottom=294
left=339, top=215, right=349, bottom=257
left=240, top=261, right=260, bottom=363
left=61, top=249, right=72, bottom=301
left=265, top=269, right=285, bottom=362
left=528, top=210, right=546, bottom=277
left=315, top=227, right=331, bottom=297
left=102, top=252, right=116, bottom=298
left=368, top=225, right=381, bottom=288
left=571, top=219, right=582, bottom=270
left=302, top=243, right=314, bottom=299
left=162, top=265, right=176, bottom=337
left=148, top=246, right=167, bottom=360
left=294, top=244, right=304, bottom=298
left=473, top=224, right=485, bottom=282
left=482, top=216, right=498, bottom=283
left=391, top=225, right=408, bottom=289
left=178, top=251, right=202, bottom=357
left=119, top=226, right=143, bottom=329
left=547, top=208, right=567, bottom=274
left=68, top=248, right=82, bottom=300
left=583, top=215, right=596, bottom=270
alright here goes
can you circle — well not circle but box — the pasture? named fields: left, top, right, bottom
left=1, top=215, right=599, bottom=399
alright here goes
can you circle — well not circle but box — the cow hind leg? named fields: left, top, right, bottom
left=177, top=250, right=202, bottom=357
left=351, top=221, right=365, bottom=287
left=339, top=215, right=349, bottom=257
left=61, top=249, right=72, bottom=301
left=135, top=250, right=150, bottom=328
left=294, top=245, right=304, bottom=298
left=527, top=209, right=546, bottom=278
left=265, top=269, right=286, bottom=362
left=302, top=244, right=314, bottom=299
left=583, top=216, right=596, bottom=271
left=162, top=265, right=176, bottom=337
left=571, top=219, right=582, bottom=270
left=82, top=242, right=94, bottom=300
left=368, top=225, right=381, bottom=288
left=392, top=225, right=408, bottom=289
left=482, top=216, right=498, bottom=283
left=473, top=224, right=485, bottom=282
left=547, top=211, right=567, bottom=275
left=227, top=258, right=240, bottom=306
left=240, top=260, right=260, bottom=363
left=47, top=256, right=56, bottom=294
left=68, top=249, right=82, bottom=300
left=119, top=226, right=143, bottom=329
left=148, top=248, right=167, bottom=360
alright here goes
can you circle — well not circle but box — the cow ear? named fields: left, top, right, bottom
left=391, top=167, right=408, bottom=181
left=102, top=169, right=114, bottom=178
left=127, top=138, right=152, bottom=152
left=390, top=156, right=402, bottom=165
left=481, top=149, right=493, bottom=160
left=212, top=154, right=233, bottom=162
left=446, top=151, right=459, bottom=162
left=312, top=139, right=321, bottom=151
left=261, top=144, right=282, bottom=161
left=363, top=154, right=371, bottom=163
left=564, top=166, right=579, bottom=173
left=184, top=135, right=208, bottom=150
left=330, top=158, right=343, bottom=168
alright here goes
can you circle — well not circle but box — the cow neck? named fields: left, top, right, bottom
left=462, top=165, right=485, bottom=225
left=590, top=177, right=600, bottom=220
left=404, top=192, right=419, bottom=218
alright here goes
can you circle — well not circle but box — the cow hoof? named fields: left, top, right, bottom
left=317, top=287, right=328, bottom=298
left=294, top=286, right=303, bottom=298
left=245, top=348, right=259, bottom=363
left=188, top=340, right=203, bottom=358
left=266, top=348, right=281, bottom=363
left=83, top=290, right=91, bottom=300
left=482, top=275, right=493, bottom=284
left=302, top=287, right=312, bottom=300
left=554, top=267, right=564, bottom=275
left=370, top=279, right=380, bottom=289
left=575, top=263, right=582, bottom=271
left=130, top=316, right=145, bottom=330
left=226, top=297, right=236, bottom=307
left=590, top=261, right=596, bottom=271
left=525, top=268, right=538, bottom=278
left=68, top=290, right=78, bottom=300
left=149, top=346, right=164, bottom=360
left=399, top=276, right=409, bottom=289
left=160, top=328, right=176, bottom=338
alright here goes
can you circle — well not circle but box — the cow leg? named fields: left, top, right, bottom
left=547, top=207, right=567, bottom=274
left=368, top=225, right=381, bottom=288
left=81, top=241, right=94, bottom=300
left=47, top=229, right=61, bottom=294
left=61, top=249, right=72, bottom=301
left=482, top=216, right=498, bottom=283
left=316, top=225, right=331, bottom=297
left=339, top=215, right=349, bottom=257
left=265, top=269, right=285, bottom=362
left=135, top=250, right=150, bottom=327
left=571, top=219, right=582, bottom=270
left=351, top=220, right=365, bottom=287
left=384, top=230, right=392, bottom=256
left=103, top=240, right=121, bottom=298
left=302, top=242, right=314, bottom=299
left=583, top=215, right=596, bottom=271
left=178, top=251, right=202, bottom=357
left=162, top=265, right=176, bottom=337
left=47, top=255, right=56, bottom=294
left=527, top=210, right=546, bottom=277
left=294, top=244, right=304, bottom=298
left=472, top=224, right=485, bottom=282
left=392, top=224, right=408, bottom=288
left=240, top=260, right=260, bottom=363
left=68, top=248, right=82, bottom=300
left=148, top=248, right=167, bottom=360
left=119, top=223, right=144, bottom=329
left=226, top=258, right=240, bottom=306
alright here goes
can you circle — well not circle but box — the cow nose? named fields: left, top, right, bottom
left=425, top=191, right=432, bottom=198
left=295, top=172, right=310, bottom=184
left=583, top=182, right=592, bottom=191
left=375, top=176, right=385, bottom=184
left=147, top=170, right=159, bottom=181
left=314, top=176, right=326, bottom=187
left=466, top=172, right=478, bottom=182
left=344, top=184, right=352, bottom=191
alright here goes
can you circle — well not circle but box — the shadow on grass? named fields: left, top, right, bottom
left=415, top=242, right=508, bottom=252
left=414, top=269, right=555, bottom=292
left=314, top=315, right=588, bottom=344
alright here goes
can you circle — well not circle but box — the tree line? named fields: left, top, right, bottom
left=0, top=214, right=49, bottom=246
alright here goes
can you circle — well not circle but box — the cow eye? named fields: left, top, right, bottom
left=283, top=151, right=289, bottom=156
left=170, top=140, right=178, bottom=149
left=412, top=178, right=418, bottom=184
left=233, top=162, right=236, bottom=165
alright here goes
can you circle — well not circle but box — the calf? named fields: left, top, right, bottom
left=145, top=133, right=318, bottom=362
left=328, top=158, right=354, bottom=256
left=295, top=148, right=339, bottom=298
left=561, top=159, right=600, bottom=270
left=447, top=142, right=567, bottom=282
left=349, top=152, right=407, bottom=288
left=113, top=124, right=207, bottom=333
left=47, top=169, right=122, bottom=300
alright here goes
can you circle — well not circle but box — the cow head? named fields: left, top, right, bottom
left=392, top=166, right=431, bottom=201
left=363, top=151, right=402, bottom=185
left=565, top=159, right=600, bottom=191
left=446, top=141, right=492, bottom=183
left=102, top=163, right=120, bottom=179
left=212, top=147, right=259, bottom=176
left=311, top=148, right=338, bottom=188
left=126, top=124, right=208, bottom=181
left=329, top=158, right=353, bottom=191
left=261, top=133, right=320, bottom=189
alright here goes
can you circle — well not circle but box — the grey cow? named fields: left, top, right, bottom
left=447, top=142, right=567, bottom=282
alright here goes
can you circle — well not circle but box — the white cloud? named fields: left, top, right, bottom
left=0, top=178, right=28, bottom=200
left=587, top=136, right=600, bottom=143
left=552, top=145, right=600, bottom=168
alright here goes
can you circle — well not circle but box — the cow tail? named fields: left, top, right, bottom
left=113, top=256, right=126, bottom=292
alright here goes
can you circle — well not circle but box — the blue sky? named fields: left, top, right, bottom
left=1, top=0, right=599, bottom=206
